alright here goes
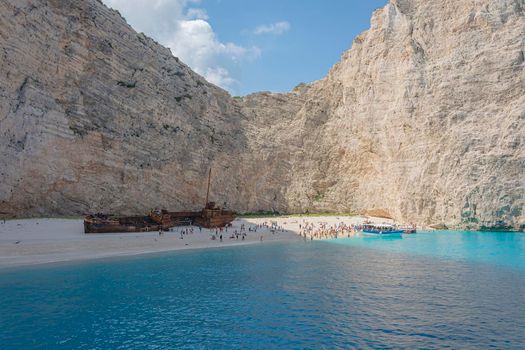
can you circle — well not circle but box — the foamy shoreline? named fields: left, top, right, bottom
left=0, top=215, right=384, bottom=269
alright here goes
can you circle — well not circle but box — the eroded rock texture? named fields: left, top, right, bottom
left=1, top=0, right=524, bottom=230
left=0, top=0, right=250, bottom=215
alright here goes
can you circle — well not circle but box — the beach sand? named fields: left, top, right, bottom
left=0, top=215, right=382, bottom=269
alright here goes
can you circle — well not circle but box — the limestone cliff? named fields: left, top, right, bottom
left=0, top=0, right=524, bottom=230
left=239, top=0, right=525, bottom=230
left=0, top=0, right=251, bottom=215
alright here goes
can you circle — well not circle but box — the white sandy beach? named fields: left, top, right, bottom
left=0, top=215, right=384, bottom=269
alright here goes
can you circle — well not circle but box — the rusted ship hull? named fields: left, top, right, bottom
left=193, top=215, right=235, bottom=228
left=84, top=169, right=235, bottom=233
left=149, top=211, right=200, bottom=228
left=193, top=202, right=236, bottom=229
left=191, top=217, right=235, bottom=228
left=84, top=215, right=166, bottom=234
left=84, top=208, right=235, bottom=233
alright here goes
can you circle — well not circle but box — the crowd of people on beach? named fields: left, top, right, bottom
left=161, top=218, right=372, bottom=243
left=155, top=217, right=405, bottom=244
left=298, top=220, right=362, bottom=241
left=159, top=220, right=290, bottom=243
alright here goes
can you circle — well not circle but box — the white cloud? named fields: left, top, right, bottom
left=185, top=8, right=208, bottom=20
left=103, top=0, right=259, bottom=92
left=203, top=67, right=237, bottom=89
left=164, top=19, right=260, bottom=87
left=254, top=21, right=291, bottom=35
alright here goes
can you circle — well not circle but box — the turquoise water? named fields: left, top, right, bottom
left=1, top=231, right=525, bottom=349
left=331, top=230, right=525, bottom=271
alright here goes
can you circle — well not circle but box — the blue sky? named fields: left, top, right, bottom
left=103, top=0, right=387, bottom=95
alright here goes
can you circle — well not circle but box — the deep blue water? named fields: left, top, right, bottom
left=1, top=231, right=525, bottom=349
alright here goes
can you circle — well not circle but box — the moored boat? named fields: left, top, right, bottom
left=398, top=224, right=417, bottom=234
left=361, top=224, right=404, bottom=236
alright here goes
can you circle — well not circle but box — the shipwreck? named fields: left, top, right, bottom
left=84, top=169, right=236, bottom=233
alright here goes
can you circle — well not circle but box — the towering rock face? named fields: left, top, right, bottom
left=239, top=0, right=525, bottom=230
left=0, top=0, right=524, bottom=230
left=0, top=0, right=251, bottom=215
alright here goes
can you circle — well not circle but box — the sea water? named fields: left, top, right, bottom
left=0, top=231, right=524, bottom=349
left=330, top=230, right=525, bottom=271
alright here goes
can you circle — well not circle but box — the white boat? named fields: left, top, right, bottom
left=361, top=224, right=404, bottom=236
left=397, top=224, right=417, bottom=234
